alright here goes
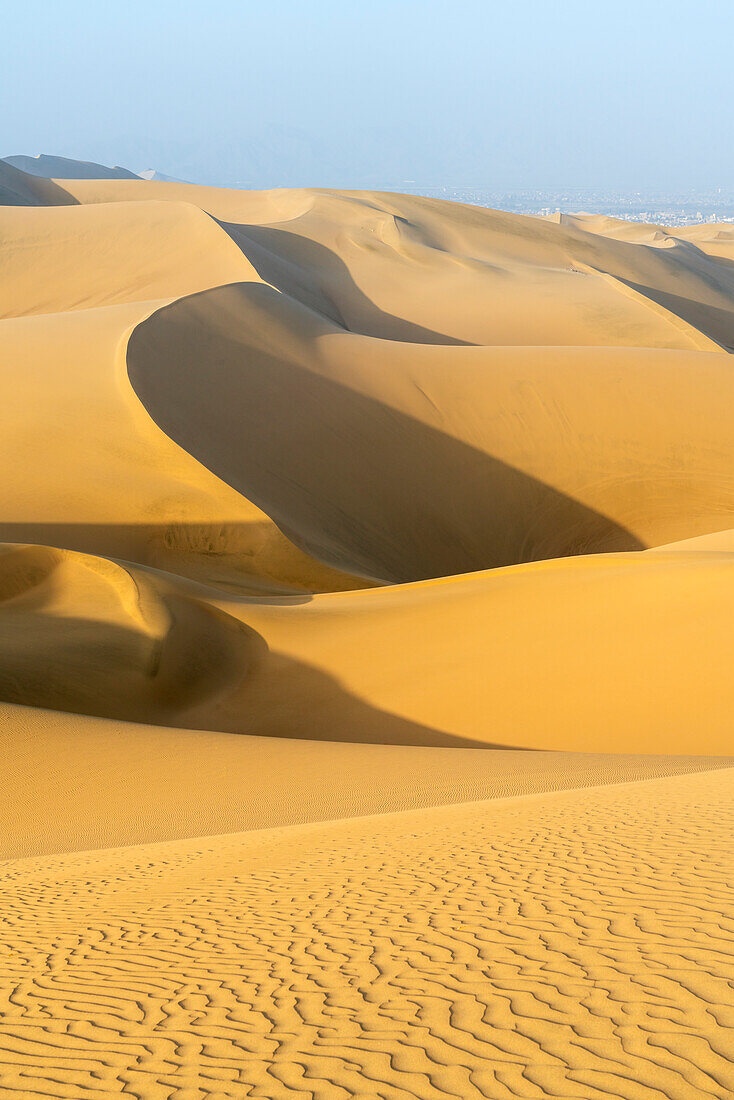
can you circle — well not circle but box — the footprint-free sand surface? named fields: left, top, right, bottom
left=1, top=159, right=732, bottom=1097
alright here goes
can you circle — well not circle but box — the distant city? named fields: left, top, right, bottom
left=392, top=186, right=734, bottom=227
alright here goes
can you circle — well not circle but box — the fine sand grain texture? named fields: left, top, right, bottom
left=1, top=163, right=733, bottom=1097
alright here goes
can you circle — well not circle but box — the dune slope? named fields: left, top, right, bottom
left=129, top=280, right=734, bottom=578
left=1, top=544, right=734, bottom=755
left=5, top=699, right=729, bottom=859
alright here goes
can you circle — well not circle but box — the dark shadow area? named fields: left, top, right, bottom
left=0, top=521, right=372, bottom=598
left=569, top=229, right=734, bottom=350
left=0, top=607, right=526, bottom=750
left=0, top=602, right=253, bottom=724
left=0, top=161, right=78, bottom=207
left=612, top=275, right=734, bottom=351
left=127, top=281, right=645, bottom=584
left=218, top=219, right=475, bottom=345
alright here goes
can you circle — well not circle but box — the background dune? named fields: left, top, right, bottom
left=129, top=280, right=734, bottom=578
left=1, top=160, right=732, bottom=1097
left=0, top=159, right=75, bottom=207
left=0, top=201, right=254, bottom=318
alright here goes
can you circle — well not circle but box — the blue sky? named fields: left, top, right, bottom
left=4, top=0, right=734, bottom=189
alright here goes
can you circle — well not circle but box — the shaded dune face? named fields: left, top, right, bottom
left=2, top=541, right=734, bottom=754
left=0, top=545, right=489, bottom=746
left=127, top=279, right=734, bottom=582
left=128, top=285, right=643, bottom=583
left=218, top=194, right=734, bottom=349
left=0, top=159, right=76, bottom=207
left=0, top=545, right=258, bottom=726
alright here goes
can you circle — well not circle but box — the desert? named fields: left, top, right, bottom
left=0, top=155, right=732, bottom=1098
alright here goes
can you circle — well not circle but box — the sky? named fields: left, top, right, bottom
left=4, top=0, right=734, bottom=191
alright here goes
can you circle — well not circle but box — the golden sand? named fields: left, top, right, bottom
left=0, top=165, right=732, bottom=1097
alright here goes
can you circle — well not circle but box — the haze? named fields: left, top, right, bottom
left=5, top=0, right=734, bottom=189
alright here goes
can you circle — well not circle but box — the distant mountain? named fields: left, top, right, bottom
left=2, top=154, right=141, bottom=180
left=0, top=159, right=76, bottom=206
left=137, top=168, right=192, bottom=184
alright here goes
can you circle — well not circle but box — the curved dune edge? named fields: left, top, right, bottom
left=649, top=526, right=734, bottom=552
left=126, top=279, right=734, bottom=582
left=0, top=199, right=258, bottom=320
left=1, top=543, right=734, bottom=755
left=61, top=178, right=734, bottom=350
left=0, top=300, right=374, bottom=595
left=0, top=543, right=259, bottom=726
left=2, top=767, right=732, bottom=1098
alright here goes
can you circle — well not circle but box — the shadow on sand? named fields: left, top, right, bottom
left=127, top=281, right=644, bottom=583
left=219, top=219, right=475, bottom=345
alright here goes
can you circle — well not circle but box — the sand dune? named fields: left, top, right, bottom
left=0, top=544, right=255, bottom=727
left=0, top=301, right=366, bottom=592
left=653, top=527, right=734, bottom=551
left=137, top=168, right=192, bottom=183
left=0, top=158, right=75, bottom=207
left=2, top=543, right=734, bottom=755
left=129, top=280, right=734, bottom=578
left=1, top=160, right=733, bottom=1096
left=0, top=200, right=255, bottom=318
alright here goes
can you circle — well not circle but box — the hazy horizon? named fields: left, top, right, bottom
left=5, top=0, right=734, bottom=191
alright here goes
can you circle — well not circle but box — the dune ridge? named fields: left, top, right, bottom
left=1, top=159, right=733, bottom=1097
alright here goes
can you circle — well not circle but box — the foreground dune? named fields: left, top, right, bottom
left=1, top=161, right=733, bottom=1096
left=2, top=768, right=732, bottom=1098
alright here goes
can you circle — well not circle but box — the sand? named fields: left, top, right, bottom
left=2, top=769, right=732, bottom=1098
left=1, top=161, right=732, bottom=1097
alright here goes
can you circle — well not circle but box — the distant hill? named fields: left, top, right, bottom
left=0, top=159, right=76, bottom=205
left=137, top=168, right=192, bottom=184
left=2, top=154, right=140, bottom=180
